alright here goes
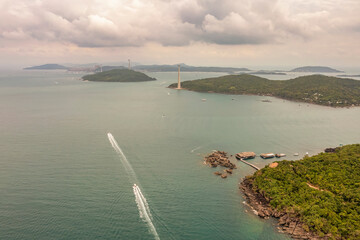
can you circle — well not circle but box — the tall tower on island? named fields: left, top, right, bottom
left=128, top=59, right=131, bottom=69
left=176, top=65, right=181, bottom=89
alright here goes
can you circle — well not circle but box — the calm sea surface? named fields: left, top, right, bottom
left=0, top=70, right=359, bottom=239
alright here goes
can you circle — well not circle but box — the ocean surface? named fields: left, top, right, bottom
left=0, top=70, right=359, bottom=240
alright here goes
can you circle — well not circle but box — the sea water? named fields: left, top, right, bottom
left=0, top=69, right=359, bottom=239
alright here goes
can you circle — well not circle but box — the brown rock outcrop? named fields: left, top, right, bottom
left=240, top=177, right=329, bottom=240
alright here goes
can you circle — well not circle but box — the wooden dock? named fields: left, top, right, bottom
left=237, top=158, right=260, bottom=170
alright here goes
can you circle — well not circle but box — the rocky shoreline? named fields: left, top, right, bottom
left=240, top=177, right=329, bottom=240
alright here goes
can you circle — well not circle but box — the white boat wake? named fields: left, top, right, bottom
left=107, top=133, right=160, bottom=240
left=133, top=184, right=160, bottom=240
left=190, top=146, right=202, bottom=153
left=107, top=133, right=139, bottom=183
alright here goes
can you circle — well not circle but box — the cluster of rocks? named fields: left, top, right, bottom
left=240, top=178, right=329, bottom=240
left=213, top=169, right=233, bottom=178
left=204, top=151, right=236, bottom=179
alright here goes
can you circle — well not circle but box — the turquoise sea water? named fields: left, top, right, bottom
left=0, top=70, right=359, bottom=239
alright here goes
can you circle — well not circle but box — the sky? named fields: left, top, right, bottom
left=1, top=0, right=360, bottom=69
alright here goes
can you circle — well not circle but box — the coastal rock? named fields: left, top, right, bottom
left=204, top=151, right=237, bottom=175
left=240, top=177, right=328, bottom=240
left=221, top=173, right=227, bottom=178
left=324, top=147, right=339, bottom=153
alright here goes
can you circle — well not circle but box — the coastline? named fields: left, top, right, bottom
left=240, top=177, right=329, bottom=240
left=168, top=86, right=358, bottom=108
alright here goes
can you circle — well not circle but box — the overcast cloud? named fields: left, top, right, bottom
left=0, top=0, right=359, bottom=67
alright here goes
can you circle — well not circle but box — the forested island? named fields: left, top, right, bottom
left=82, top=69, right=156, bottom=82
left=169, top=74, right=360, bottom=107
left=241, top=144, right=360, bottom=239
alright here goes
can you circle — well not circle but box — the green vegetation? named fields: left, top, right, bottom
left=82, top=69, right=156, bottom=82
left=248, top=144, right=360, bottom=239
left=169, top=74, right=360, bottom=107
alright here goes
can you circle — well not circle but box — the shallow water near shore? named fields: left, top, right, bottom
left=0, top=70, right=359, bottom=239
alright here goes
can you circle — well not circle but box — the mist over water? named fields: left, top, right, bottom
left=0, top=70, right=359, bottom=239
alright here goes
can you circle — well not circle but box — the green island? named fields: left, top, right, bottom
left=169, top=74, right=360, bottom=107
left=241, top=144, right=360, bottom=239
left=82, top=69, right=156, bottom=82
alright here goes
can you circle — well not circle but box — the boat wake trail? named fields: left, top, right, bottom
left=190, top=146, right=202, bottom=153
left=107, top=133, right=160, bottom=239
left=107, top=133, right=138, bottom=183
left=133, top=184, right=160, bottom=240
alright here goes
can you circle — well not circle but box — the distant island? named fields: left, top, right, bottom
left=82, top=69, right=156, bottom=82
left=250, top=70, right=286, bottom=75
left=169, top=74, right=360, bottom=107
left=290, top=66, right=343, bottom=73
left=241, top=144, right=360, bottom=240
left=24, top=64, right=68, bottom=70
left=133, top=63, right=250, bottom=73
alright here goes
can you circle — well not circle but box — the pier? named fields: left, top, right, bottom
left=237, top=158, right=260, bottom=170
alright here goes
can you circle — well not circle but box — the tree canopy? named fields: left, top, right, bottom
left=169, top=74, right=360, bottom=107
left=248, top=144, right=360, bottom=239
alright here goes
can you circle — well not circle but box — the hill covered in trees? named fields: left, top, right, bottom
left=169, top=74, right=360, bottom=107
left=82, top=69, right=156, bottom=82
left=242, top=144, right=360, bottom=239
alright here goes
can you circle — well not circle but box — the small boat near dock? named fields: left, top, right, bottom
left=260, top=153, right=275, bottom=159
left=275, top=153, right=286, bottom=158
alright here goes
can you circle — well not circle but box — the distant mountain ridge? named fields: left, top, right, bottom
left=290, top=66, right=343, bottom=73
left=24, top=64, right=68, bottom=70
left=133, top=64, right=250, bottom=73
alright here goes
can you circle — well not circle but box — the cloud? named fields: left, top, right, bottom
left=0, top=0, right=359, bottom=48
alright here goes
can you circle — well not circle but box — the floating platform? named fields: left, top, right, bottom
left=260, top=153, right=275, bottom=159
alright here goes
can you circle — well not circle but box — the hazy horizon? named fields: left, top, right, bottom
left=1, top=0, right=359, bottom=69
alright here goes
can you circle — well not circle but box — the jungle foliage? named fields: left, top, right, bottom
left=83, top=69, right=156, bottom=82
left=169, top=74, right=360, bottom=107
left=248, top=144, right=360, bottom=239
